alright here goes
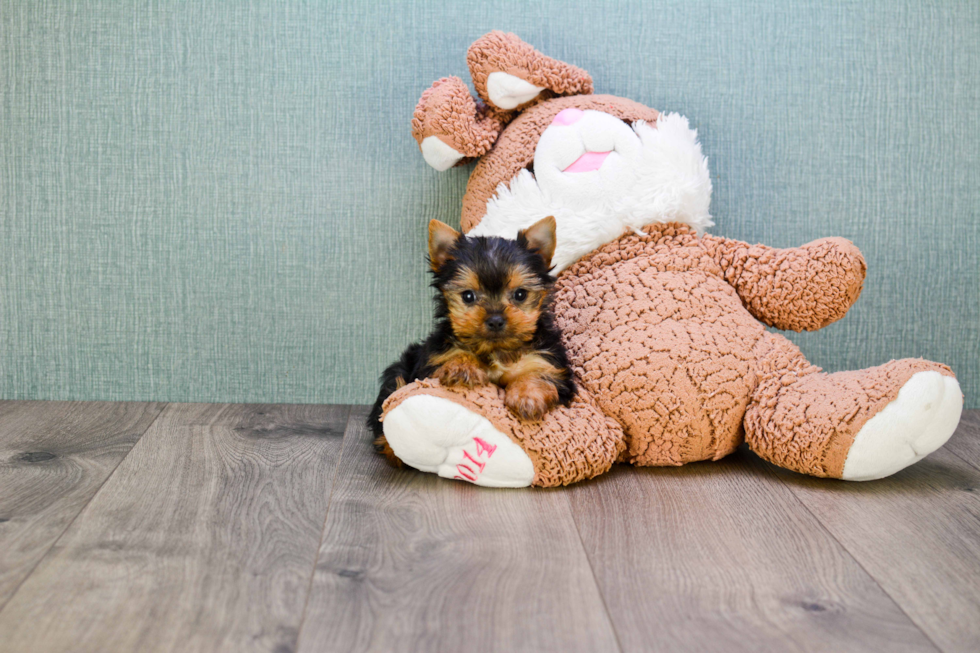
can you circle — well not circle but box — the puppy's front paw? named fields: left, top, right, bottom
left=436, top=357, right=489, bottom=388
left=505, top=377, right=559, bottom=421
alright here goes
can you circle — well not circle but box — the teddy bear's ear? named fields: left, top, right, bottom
left=467, top=31, right=593, bottom=112
left=411, top=77, right=506, bottom=171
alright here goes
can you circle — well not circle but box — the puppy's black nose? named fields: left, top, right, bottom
left=485, top=314, right=506, bottom=332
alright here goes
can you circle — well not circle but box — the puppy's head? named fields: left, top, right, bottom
left=428, top=216, right=557, bottom=354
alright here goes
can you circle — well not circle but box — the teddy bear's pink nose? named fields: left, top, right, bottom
left=552, top=108, right=584, bottom=126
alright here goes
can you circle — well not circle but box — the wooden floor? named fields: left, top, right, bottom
left=0, top=404, right=978, bottom=653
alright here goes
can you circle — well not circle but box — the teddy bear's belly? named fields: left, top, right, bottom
left=555, top=262, right=766, bottom=467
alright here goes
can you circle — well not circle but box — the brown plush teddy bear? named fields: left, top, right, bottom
left=379, top=31, right=963, bottom=488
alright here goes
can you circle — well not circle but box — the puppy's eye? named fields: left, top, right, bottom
left=461, top=290, right=476, bottom=305
left=513, top=288, right=528, bottom=302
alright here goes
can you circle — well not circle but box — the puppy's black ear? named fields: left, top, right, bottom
left=518, top=216, right=557, bottom=269
left=428, top=220, right=460, bottom=271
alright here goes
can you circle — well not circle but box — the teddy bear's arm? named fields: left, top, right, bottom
left=702, top=234, right=867, bottom=331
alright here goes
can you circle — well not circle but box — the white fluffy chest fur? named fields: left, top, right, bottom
left=467, top=111, right=713, bottom=273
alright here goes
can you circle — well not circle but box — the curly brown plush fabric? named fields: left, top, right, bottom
left=553, top=224, right=765, bottom=467
left=745, top=337, right=954, bottom=477
left=557, top=224, right=954, bottom=477
left=466, top=31, right=594, bottom=109
left=382, top=378, right=626, bottom=487
left=701, top=235, right=868, bottom=331
left=411, top=76, right=505, bottom=159
left=410, top=32, right=595, bottom=164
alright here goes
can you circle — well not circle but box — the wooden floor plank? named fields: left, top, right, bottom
left=296, top=406, right=620, bottom=653
left=0, top=401, right=166, bottom=609
left=945, top=410, right=979, bottom=472
left=0, top=403, right=349, bottom=653
left=567, top=449, right=937, bottom=653
left=767, top=438, right=980, bottom=652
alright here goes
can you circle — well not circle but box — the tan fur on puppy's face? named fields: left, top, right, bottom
left=443, top=264, right=547, bottom=355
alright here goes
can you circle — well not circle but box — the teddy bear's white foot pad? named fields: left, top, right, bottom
left=843, top=371, right=963, bottom=481
left=384, top=394, right=535, bottom=487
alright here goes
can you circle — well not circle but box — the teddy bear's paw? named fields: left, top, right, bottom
left=843, top=371, right=963, bottom=481
left=383, top=394, right=535, bottom=488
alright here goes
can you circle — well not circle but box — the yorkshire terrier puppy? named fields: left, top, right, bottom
left=368, top=216, right=576, bottom=466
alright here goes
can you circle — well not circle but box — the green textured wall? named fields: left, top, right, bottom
left=1, top=0, right=978, bottom=406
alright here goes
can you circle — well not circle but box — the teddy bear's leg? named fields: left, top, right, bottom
left=379, top=380, right=626, bottom=488
left=411, top=77, right=506, bottom=171
left=744, top=332, right=963, bottom=480
left=466, top=31, right=593, bottom=111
